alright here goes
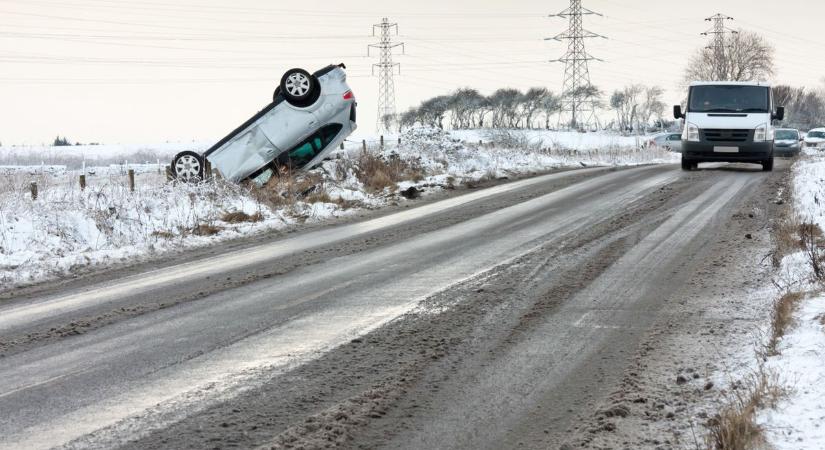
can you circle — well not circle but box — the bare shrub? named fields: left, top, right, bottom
left=767, top=291, right=804, bottom=355
left=483, top=128, right=532, bottom=148
left=706, top=366, right=787, bottom=450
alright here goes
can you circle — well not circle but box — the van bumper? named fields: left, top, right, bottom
left=682, top=140, right=773, bottom=163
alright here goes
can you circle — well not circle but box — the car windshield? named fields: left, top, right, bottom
left=808, top=131, right=825, bottom=139
left=775, top=130, right=799, bottom=140
left=688, top=85, right=770, bottom=113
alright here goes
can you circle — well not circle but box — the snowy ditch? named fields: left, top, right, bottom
left=0, top=127, right=677, bottom=290
left=753, top=149, right=825, bottom=449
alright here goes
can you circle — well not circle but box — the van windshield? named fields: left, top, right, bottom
left=688, top=85, right=770, bottom=113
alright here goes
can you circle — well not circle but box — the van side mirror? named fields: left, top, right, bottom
left=673, top=105, right=683, bottom=119
left=773, top=106, right=785, bottom=121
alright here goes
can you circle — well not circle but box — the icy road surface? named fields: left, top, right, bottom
left=0, top=161, right=789, bottom=449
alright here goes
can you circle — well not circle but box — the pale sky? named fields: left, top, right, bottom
left=1, top=0, right=822, bottom=145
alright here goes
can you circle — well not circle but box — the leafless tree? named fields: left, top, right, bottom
left=540, top=92, right=562, bottom=130
left=683, top=30, right=775, bottom=82
left=774, top=85, right=825, bottom=130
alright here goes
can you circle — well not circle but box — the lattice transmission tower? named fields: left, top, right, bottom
left=701, top=14, right=737, bottom=81
left=547, top=0, right=606, bottom=130
left=368, top=18, right=405, bottom=133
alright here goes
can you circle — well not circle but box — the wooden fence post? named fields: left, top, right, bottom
left=380, top=135, right=384, bottom=148
left=204, top=159, right=212, bottom=180
left=362, top=140, right=367, bottom=152
left=30, top=182, right=38, bottom=200
left=166, top=165, right=173, bottom=181
left=128, top=169, right=135, bottom=192
left=79, top=174, right=86, bottom=191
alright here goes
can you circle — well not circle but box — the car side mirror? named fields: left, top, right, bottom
left=773, top=106, right=785, bottom=121
left=673, top=105, right=683, bottom=119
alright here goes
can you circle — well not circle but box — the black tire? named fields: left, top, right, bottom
left=681, top=157, right=694, bottom=171
left=279, top=68, right=320, bottom=107
left=172, top=150, right=204, bottom=182
left=762, top=158, right=774, bottom=172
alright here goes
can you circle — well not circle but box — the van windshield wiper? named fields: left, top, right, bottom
left=702, top=108, right=739, bottom=113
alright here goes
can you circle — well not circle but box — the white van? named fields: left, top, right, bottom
left=674, top=81, right=784, bottom=172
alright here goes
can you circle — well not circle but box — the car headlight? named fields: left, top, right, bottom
left=683, top=122, right=699, bottom=142
left=754, top=124, right=769, bottom=142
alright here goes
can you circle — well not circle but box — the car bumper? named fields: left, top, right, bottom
left=774, top=146, right=800, bottom=156
left=682, top=140, right=772, bottom=162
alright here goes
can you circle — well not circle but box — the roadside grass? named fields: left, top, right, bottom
left=766, top=291, right=805, bottom=356
left=705, top=365, right=788, bottom=450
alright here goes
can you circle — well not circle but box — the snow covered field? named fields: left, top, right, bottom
left=757, top=150, right=825, bottom=449
left=0, top=128, right=677, bottom=290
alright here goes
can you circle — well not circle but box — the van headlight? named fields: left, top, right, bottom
left=683, top=122, right=700, bottom=142
left=754, top=124, right=769, bottom=142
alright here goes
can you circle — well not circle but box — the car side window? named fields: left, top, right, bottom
left=284, top=124, right=344, bottom=168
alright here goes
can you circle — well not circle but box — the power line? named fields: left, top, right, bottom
left=547, top=0, right=606, bottom=130
left=369, top=17, right=404, bottom=133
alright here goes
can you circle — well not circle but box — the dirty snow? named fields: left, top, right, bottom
left=757, top=149, right=825, bottom=449
left=0, top=127, right=677, bottom=290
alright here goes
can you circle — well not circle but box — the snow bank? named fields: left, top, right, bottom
left=757, top=151, right=825, bottom=449
left=0, top=127, right=678, bottom=290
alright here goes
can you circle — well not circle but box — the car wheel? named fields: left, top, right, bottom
left=280, top=68, right=320, bottom=107
left=681, top=157, right=694, bottom=171
left=172, top=150, right=204, bottom=182
left=762, top=158, right=774, bottom=172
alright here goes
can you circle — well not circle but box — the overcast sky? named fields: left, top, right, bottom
left=0, top=0, right=821, bottom=145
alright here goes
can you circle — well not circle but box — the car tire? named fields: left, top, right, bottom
left=172, top=150, right=204, bottom=182
left=762, top=158, right=774, bottom=172
left=280, top=68, right=320, bottom=107
left=681, top=158, right=694, bottom=171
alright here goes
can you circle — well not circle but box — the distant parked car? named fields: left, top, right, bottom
left=171, top=64, right=357, bottom=183
left=774, top=128, right=802, bottom=157
left=646, top=132, right=683, bottom=152
left=803, top=128, right=825, bottom=151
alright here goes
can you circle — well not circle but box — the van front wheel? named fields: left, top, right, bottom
left=762, top=158, right=774, bottom=172
left=681, top=158, right=696, bottom=171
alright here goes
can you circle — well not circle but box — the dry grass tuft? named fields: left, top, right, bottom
left=151, top=230, right=175, bottom=239
left=220, top=211, right=263, bottom=224
left=767, top=291, right=804, bottom=356
left=191, top=223, right=222, bottom=236
left=800, top=221, right=825, bottom=280
left=771, top=215, right=799, bottom=268
left=355, top=150, right=423, bottom=193
left=705, top=366, right=787, bottom=450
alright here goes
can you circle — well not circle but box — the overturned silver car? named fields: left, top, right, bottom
left=172, top=64, right=357, bottom=184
